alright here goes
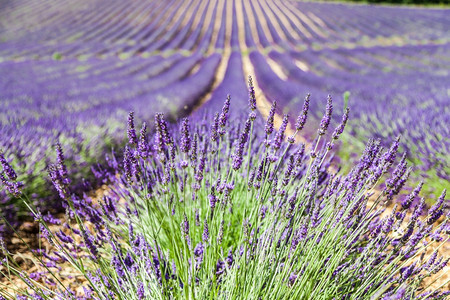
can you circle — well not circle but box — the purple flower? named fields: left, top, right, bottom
left=0, top=152, right=17, bottom=181
left=55, top=143, right=70, bottom=185
left=332, top=107, right=349, bottom=140
left=180, top=118, right=191, bottom=153
left=427, top=189, right=446, bottom=225
left=265, top=100, right=277, bottom=136
left=191, top=133, right=198, bottom=166
left=137, top=281, right=145, bottom=300
left=216, top=260, right=226, bottom=277
left=401, top=181, right=423, bottom=210
left=194, top=242, right=204, bottom=266
left=282, top=155, right=295, bottom=186
left=295, top=94, right=310, bottom=132
left=226, top=249, right=233, bottom=266
left=248, top=168, right=256, bottom=191
left=217, top=220, right=224, bottom=244
left=289, top=272, right=298, bottom=286
left=81, top=228, right=98, bottom=259
left=181, top=214, right=190, bottom=240
left=248, top=75, right=257, bottom=111
left=210, top=112, right=219, bottom=142
left=48, top=164, right=68, bottom=199
left=273, top=114, right=289, bottom=150
left=203, top=219, right=209, bottom=243
left=155, top=113, right=172, bottom=147
left=127, top=111, right=138, bottom=145
left=123, top=146, right=133, bottom=179
left=195, top=209, right=200, bottom=227
left=195, top=145, right=207, bottom=182
left=411, top=197, right=425, bottom=222
left=381, top=206, right=396, bottom=234
left=0, top=173, right=23, bottom=197
left=318, top=95, right=333, bottom=136
left=137, top=122, right=149, bottom=158
left=232, top=117, right=252, bottom=170
left=208, top=186, right=217, bottom=209
left=381, top=136, right=401, bottom=172
left=219, top=95, right=231, bottom=133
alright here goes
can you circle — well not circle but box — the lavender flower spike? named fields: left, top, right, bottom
left=232, top=117, right=252, bottom=170
left=295, top=94, right=310, bottom=132
left=155, top=112, right=172, bottom=146
left=181, top=214, right=190, bottom=243
left=318, top=95, right=333, bottom=136
left=219, top=95, right=231, bottom=132
left=127, top=111, right=138, bottom=145
left=55, top=143, right=70, bottom=185
left=0, top=151, right=17, bottom=181
left=137, top=122, right=149, bottom=158
left=180, top=118, right=191, bottom=153
left=273, top=114, right=289, bottom=150
left=265, top=100, right=277, bottom=136
left=211, top=112, right=220, bottom=142
left=332, top=107, right=350, bottom=140
left=427, top=189, right=446, bottom=225
left=248, top=75, right=257, bottom=112
left=202, top=219, right=209, bottom=243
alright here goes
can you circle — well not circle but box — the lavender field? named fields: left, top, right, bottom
left=0, top=0, right=449, bottom=299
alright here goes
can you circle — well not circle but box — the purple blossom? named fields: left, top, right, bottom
left=155, top=113, right=172, bottom=147
left=218, top=95, right=231, bottom=133
left=401, top=181, right=423, bottom=210
left=217, top=220, right=224, bottom=244
left=210, top=112, right=220, bottom=143
left=0, top=152, right=17, bottom=181
left=180, top=118, right=191, bottom=153
left=427, top=189, right=446, bottom=225
left=289, top=272, right=298, bottom=286
left=123, top=146, right=133, bottom=179
left=81, top=228, right=98, bottom=259
left=232, top=117, right=251, bottom=170
left=194, top=242, right=204, bottom=266
left=127, top=111, right=138, bottom=145
left=265, top=100, right=277, bottom=136
left=332, top=107, right=349, bottom=140
left=55, top=143, right=70, bottom=185
left=181, top=214, right=190, bottom=241
left=318, top=95, right=333, bottom=136
left=295, top=94, right=310, bottom=132
left=248, top=75, right=257, bottom=111
left=273, top=114, right=289, bottom=150
left=0, top=173, right=23, bottom=197
left=203, top=219, right=209, bottom=243
left=282, top=155, right=295, bottom=186
left=137, top=122, right=149, bottom=158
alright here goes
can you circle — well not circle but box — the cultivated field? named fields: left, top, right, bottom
left=0, top=0, right=449, bottom=299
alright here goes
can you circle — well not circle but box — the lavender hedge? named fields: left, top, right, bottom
left=1, top=88, right=449, bottom=299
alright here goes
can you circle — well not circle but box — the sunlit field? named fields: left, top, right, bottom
left=0, top=0, right=449, bottom=299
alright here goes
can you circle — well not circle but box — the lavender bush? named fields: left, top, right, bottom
left=1, top=88, right=448, bottom=299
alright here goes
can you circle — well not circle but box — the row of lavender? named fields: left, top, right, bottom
left=1, top=89, right=449, bottom=299
left=1, top=0, right=449, bottom=209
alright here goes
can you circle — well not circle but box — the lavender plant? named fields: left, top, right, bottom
left=1, top=85, right=448, bottom=299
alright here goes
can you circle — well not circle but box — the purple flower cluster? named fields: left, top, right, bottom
left=1, top=89, right=448, bottom=299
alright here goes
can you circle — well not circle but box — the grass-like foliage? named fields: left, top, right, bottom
left=0, top=81, right=449, bottom=299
